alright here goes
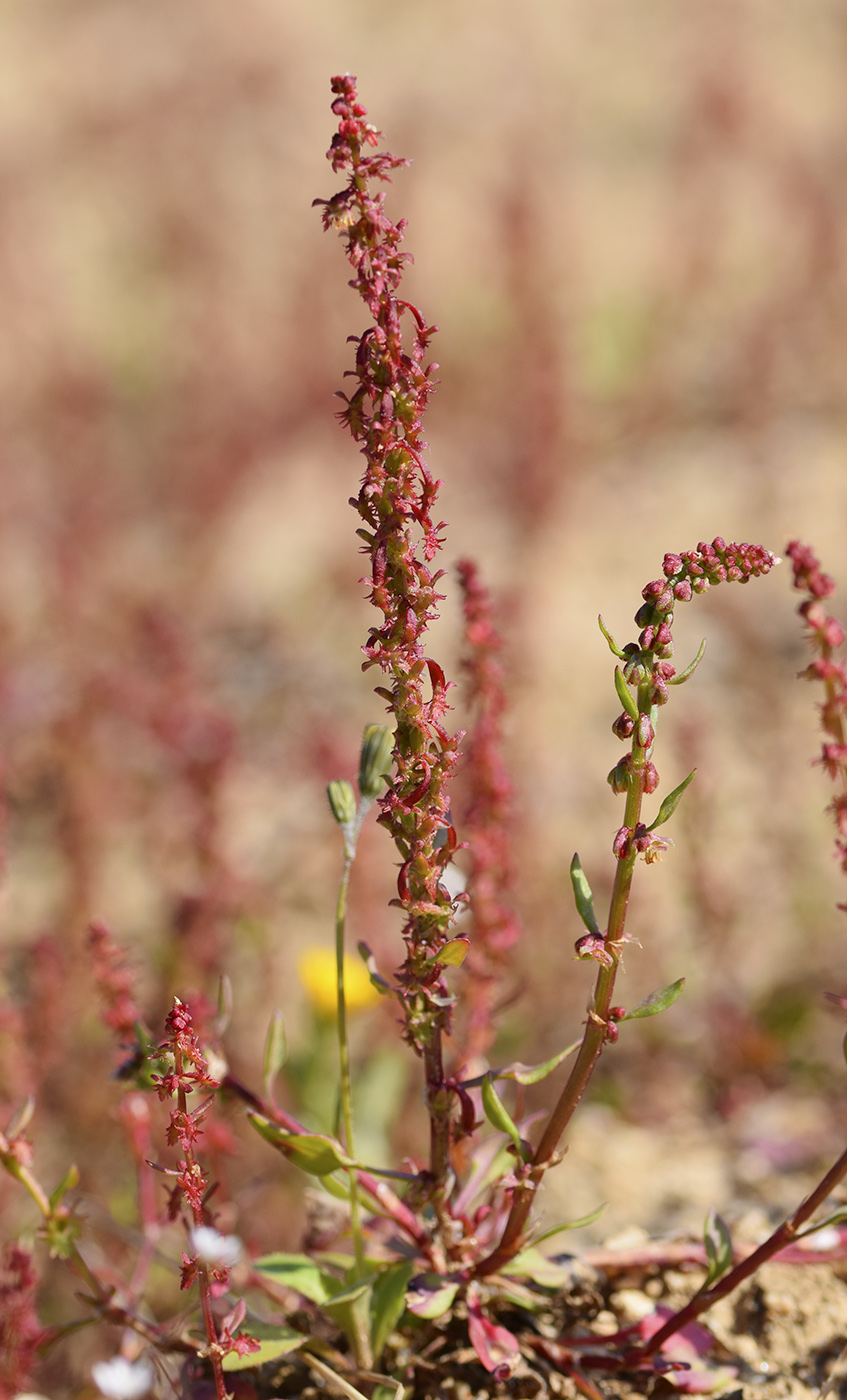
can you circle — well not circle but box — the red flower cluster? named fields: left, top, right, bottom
left=787, top=540, right=847, bottom=899
left=608, top=538, right=777, bottom=860
left=456, top=559, right=521, bottom=1060
left=317, top=77, right=463, bottom=1054
left=87, top=921, right=143, bottom=1048
left=151, top=999, right=220, bottom=1220
left=0, top=1243, right=42, bottom=1395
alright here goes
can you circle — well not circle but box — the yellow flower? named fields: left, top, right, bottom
left=297, top=948, right=380, bottom=1018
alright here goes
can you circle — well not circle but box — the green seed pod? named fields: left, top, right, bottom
left=358, top=723, right=394, bottom=799
left=327, top=779, right=357, bottom=828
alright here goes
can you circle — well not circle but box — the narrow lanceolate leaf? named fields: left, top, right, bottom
left=646, top=769, right=696, bottom=831
left=426, top=937, right=470, bottom=968
left=668, top=637, right=707, bottom=685
left=528, top=1201, right=608, bottom=1246
left=247, top=1115, right=355, bottom=1175
left=493, top=1041, right=581, bottom=1086
left=48, top=1163, right=80, bottom=1211
left=703, top=1207, right=734, bottom=1288
left=570, top=853, right=602, bottom=936
left=262, top=1010, right=287, bottom=1100
left=618, top=977, right=685, bottom=1021
left=481, top=1074, right=525, bottom=1158
left=598, top=614, right=627, bottom=659
left=794, top=1208, right=847, bottom=1242
left=614, top=665, right=639, bottom=720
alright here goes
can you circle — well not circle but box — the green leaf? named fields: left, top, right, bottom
left=668, top=637, right=707, bottom=685
left=646, top=769, right=696, bottom=831
left=570, top=853, right=601, bottom=937
left=598, top=614, right=627, bottom=659
left=222, top=1320, right=303, bottom=1371
left=370, top=1260, right=415, bottom=1361
left=530, top=1202, right=608, bottom=1246
left=326, top=1274, right=378, bottom=1308
left=427, top=937, right=470, bottom=968
left=262, top=1010, right=287, bottom=1099
left=480, top=1075, right=526, bottom=1158
left=703, top=1207, right=733, bottom=1288
left=48, top=1163, right=79, bottom=1211
left=495, top=1042, right=582, bottom=1086
left=320, top=1172, right=351, bottom=1202
left=358, top=941, right=394, bottom=996
left=794, top=1208, right=847, bottom=1242
left=253, top=1252, right=339, bottom=1305
left=503, top=1247, right=584, bottom=1288
left=614, top=665, right=639, bottom=720
left=619, top=977, right=685, bottom=1022
left=247, top=1115, right=355, bottom=1175
left=405, top=1275, right=460, bottom=1319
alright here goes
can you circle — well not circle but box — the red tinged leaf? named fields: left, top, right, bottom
left=466, top=1285, right=520, bottom=1377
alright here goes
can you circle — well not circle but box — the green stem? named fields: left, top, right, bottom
left=477, top=703, right=655, bottom=1277
left=334, top=804, right=373, bottom=1369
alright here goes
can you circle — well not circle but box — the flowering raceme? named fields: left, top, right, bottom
left=316, top=76, right=464, bottom=1185
left=787, top=540, right=847, bottom=893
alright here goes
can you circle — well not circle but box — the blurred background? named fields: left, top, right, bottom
left=3, top=0, right=847, bottom=1388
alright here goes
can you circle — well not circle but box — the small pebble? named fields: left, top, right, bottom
left=611, top=1288, right=656, bottom=1322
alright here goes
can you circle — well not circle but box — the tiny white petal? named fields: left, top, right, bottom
left=92, top=1356, right=154, bottom=1400
left=189, top=1224, right=243, bottom=1268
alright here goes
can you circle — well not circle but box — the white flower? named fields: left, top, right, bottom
left=91, top=1356, right=154, bottom=1400
left=189, top=1224, right=243, bottom=1268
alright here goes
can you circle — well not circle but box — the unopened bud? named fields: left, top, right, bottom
left=358, top=724, right=394, bottom=799
left=327, top=779, right=357, bottom=828
left=636, top=714, right=655, bottom=748
left=643, top=762, right=659, bottom=793
left=612, top=826, right=632, bottom=860
left=607, top=757, right=632, bottom=794
left=612, top=712, right=635, bottom=741
left=634, top=602, right=654, bottom=628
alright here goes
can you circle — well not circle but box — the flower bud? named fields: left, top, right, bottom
left=612, top=712, right=635, bottom=741
left=673, top=579, right=692, bottom=602
left=663, top=553, right=683, bottom=577
left=358, top=724, right=394, bottom=798
left=634, top=602, right=655, bottom=628
left=612, top=826, right=632, bottom=860
left=636, top=714, right=654, bottom=748
left=327, top=779, right=357, bottom=828
left=607, top=757, right=632, bottom=794
left=643, top=762, right=659, bottom=793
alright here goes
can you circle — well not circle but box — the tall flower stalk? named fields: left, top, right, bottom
left=480, top=538, right=776, bottom=1275
left=316, top=77, right=463, bottom=1209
